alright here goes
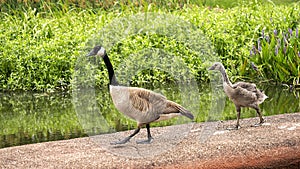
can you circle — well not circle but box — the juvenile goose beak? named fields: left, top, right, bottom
left=208, top=66, right=214, bottom=70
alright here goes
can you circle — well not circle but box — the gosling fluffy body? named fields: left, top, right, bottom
left=209, top=62, right=268, bottom=129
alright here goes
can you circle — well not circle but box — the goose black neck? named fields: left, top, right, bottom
left=102, top=53, right=119, bottom=86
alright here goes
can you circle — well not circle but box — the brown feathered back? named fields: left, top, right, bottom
left=110, top=85, right=194, bottom=125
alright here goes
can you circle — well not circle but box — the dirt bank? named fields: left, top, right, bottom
left=0, top=113, right=300, bottom=169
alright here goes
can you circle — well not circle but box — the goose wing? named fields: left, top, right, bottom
left=233, top=82, right=267, bottom=99
left=128, top=87, right=193, bottom=123
left=163, top=101, right=194, bottom=120
left=232, top=82, right=257, bottom=92
left=129, top=87, right=167, bottom=114
left=230, top=82, right=257, bottom=104
left=130, top=88, right=193, bottom=118
left=231, top=82, right=267, bottom=106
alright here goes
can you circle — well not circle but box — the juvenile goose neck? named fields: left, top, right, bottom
left=102, top=54, right=119, bottom=86
left=219, top=67, right=232, bottom=87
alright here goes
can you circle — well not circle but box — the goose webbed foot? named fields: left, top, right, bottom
left=251, top=119, right=265, bottom=127
left=226, top=125, right=240, bottom=130
left=136, top=137, right=153, bottom=144
left=110, top=136, right=131, bottom=145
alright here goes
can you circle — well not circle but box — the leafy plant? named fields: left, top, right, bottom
left=1, top=1, right=300, bottom=91
left=250, top=28, right=300, bottom=85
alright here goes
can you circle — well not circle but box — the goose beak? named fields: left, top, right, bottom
left=86, top=50, right=95, bottom=57
left=208, top=66, right=214, bottom=70
left=86, top=46, right=106, bottom=57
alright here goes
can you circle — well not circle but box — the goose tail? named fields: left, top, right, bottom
left=176, top=104, right=194, bottom=120
left=257, top=90, right=268, bottom=104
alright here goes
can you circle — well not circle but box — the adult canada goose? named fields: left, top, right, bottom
left=208, top=62, right=268, bottom=130
left=86, top=45, right=194, bottom=144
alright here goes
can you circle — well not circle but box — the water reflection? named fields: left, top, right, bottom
left=0, top=84, right=299, bottom=148
left=0, top=92, right=86, bottom=148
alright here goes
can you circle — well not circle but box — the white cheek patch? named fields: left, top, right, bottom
left=97, top=47, right=106, bottom=56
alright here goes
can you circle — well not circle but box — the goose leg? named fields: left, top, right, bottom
left=227, top=106, right=241, bottom=130
left=251, top=106, right=264, bottom=127
left=136, top=124, right=153, bottom=144
left=110, top=127, right=140, bottom=145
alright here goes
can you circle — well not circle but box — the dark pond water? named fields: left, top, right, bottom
left=0, top=84, right=299, bottom=149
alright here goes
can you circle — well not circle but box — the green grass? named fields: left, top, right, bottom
left=200, top=0, right=299, bottom=8
left=0, top=0, right=298, bottom=11
left=0, top=0, right=299, bottom=91
left=179, top=2, right=300, bottom=85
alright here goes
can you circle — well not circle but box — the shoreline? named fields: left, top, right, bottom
left=1, top=113, right=300, bottom=169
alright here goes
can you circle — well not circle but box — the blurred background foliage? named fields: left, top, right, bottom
left=0, top=0, right=299, bottom=91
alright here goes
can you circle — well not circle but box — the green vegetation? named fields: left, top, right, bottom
left=251, top=28, right=300, bottom=85
left=178, top=2, right=300, bottom=85
left=0, top=0, right=299, bottom=91
left=200, top=0, right=299, bottom=8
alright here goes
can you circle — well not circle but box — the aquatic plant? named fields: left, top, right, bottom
left=250, top=27, right=300, bottom=86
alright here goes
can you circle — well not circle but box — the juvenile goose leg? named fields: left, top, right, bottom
left=136, top=124, right=153, bottom=144
left=227, top=105, right=241, bottom=130
left=110, top=127, right=141, bottom=145
left=251, top=106, right=265, bottom=127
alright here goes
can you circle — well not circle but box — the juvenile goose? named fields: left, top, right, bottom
left=87, top=45, right=194, bottom=144
left=208, top=62, right=268, bottom=130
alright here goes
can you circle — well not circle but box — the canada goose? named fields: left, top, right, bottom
left=208, top=62, right=268, bottom=130
left=86, top=45, right=194, bottom=144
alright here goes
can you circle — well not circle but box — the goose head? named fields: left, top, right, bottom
left=208, top=62, right=224, bottom=71
left=86, top=45, right=106, bottom=57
